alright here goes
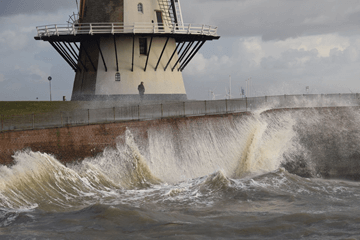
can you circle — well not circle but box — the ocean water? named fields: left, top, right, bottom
left=1, top=107, right=360, bottom=239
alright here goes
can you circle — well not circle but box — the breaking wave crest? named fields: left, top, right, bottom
left=0, top=130, right=162, bottom=211
left=71, top=129, right=161, bottom=189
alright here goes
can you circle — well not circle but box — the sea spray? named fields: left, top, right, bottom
left=144, top=111, right=299, bottom=182
left=75, top=129, right=161, bottom=189
left=146, top=116, right=256, bottom=182
left=286, top=107, right=360, bottom=179
left=236, top=112, right=298, bottom=178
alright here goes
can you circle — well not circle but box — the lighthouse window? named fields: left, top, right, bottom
left=138, top=3, right=143, bottom=13
left=115, top=72, right=121, bottom=81
left=139, top=38, right=147, bottom=55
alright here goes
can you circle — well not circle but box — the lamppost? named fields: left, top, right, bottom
left=48, top=76, right=52, bottom=101
left=229, top=75, right=232, bottom=99
left=246, top=77, right=251, bottom=97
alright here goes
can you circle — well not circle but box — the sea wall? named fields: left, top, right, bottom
left=0, top=112, right=250, bottom=165
left=2, top=107, right=360, bottom=181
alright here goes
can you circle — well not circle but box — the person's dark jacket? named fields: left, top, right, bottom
left=138, top=84, right=145, bottom=95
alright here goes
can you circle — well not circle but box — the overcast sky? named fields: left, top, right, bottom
left=1, top=0, right=360, bottom=101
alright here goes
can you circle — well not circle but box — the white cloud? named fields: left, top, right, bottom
left=239, top=37, right=265, bottom=65
left=188, top=34, right=358, bottom=75
left=7, top=83, right=22, bottom=91
left=0, top=30, right=28, bottom=51
left=273, top=34, right=350, bottom=57
left=184, top=0, right=360, bottom=40
left=0, top=9, right=73, bottom=54
left=28, top=65, right=48, bottom=82
left=187, top=54, right=231, bottom=76
left=183, top=33, right=360, bottom=99
left=303, top=15, right=331, bottom=25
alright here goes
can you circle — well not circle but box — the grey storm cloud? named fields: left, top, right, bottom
left=0, top=0, right=76, bottom=17
left=182, top=0, right=360, bottom=40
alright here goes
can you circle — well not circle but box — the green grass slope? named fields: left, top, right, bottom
left=0, top=101, right=81, bottom=116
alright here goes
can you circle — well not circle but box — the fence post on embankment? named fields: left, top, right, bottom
left=0, top=114, right=3, bottom=131
left=183, top=102, right=186, bottom=117
left=138, top=105, right=140, bottom=121
left=246, top=98, right=248, bottom=112
left=225, top=99, right=228, bottom=113
left=161, top=104, right=163, bottom=119
left=113, top=107, right=116, bottom=122
left=88, top=109, right=90, bottom=125
left=32, top=113, right=35, bottom=129
left=204, top=100, right=207, bottom=115
left=60, top=112, right=63, bottom=127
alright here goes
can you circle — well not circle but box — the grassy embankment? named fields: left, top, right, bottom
left=0, top=101, right=81, bottom=117
left=0, top=101, right=136, bottom=130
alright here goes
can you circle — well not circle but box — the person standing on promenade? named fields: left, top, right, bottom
left=138, top=82, right=145, bottom=101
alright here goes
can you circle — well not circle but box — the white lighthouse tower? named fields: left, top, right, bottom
left=35, top=0, right=220, bottom=101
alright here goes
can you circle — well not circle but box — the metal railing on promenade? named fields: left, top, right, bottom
left=1, top=93, right=360, bottom=132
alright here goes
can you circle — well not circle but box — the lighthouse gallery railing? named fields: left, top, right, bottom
left=36, top=23, right=218, bottom=38
left=1, top=93, right=360, bottom=132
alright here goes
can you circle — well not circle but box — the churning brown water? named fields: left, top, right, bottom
left=1, top=107, right=360, bottom=239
